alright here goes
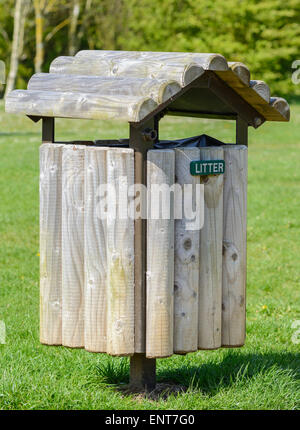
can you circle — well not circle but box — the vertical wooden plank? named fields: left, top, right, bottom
left=84, top=147, right=107, bottom=352
left=40, top=143, right=63, bottom=345
left=62, top=145, right=85, bottom=348
left=146, top=149, right=175, bottom=358
left=222, top=145, right=248, bottom=347
left=198, top=147, right=224, bottom=350
left=106, top=148, right=135, bottom=356
left=174, top=148, right=200, bottom=354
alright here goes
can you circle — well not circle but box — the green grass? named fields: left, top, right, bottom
left=0, top=101, right=299, bottom=410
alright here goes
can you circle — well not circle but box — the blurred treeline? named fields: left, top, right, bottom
left=0, top=0, right=299, bottom=98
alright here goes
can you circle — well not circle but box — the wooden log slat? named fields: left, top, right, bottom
left=84, top=147, right=107, bottom=352
left=106, top=148, right=135, bottom=356
left=146, top=149, right=175, bottom=358
left=270, top=97, right=290, bottom=121
left=174, top=148, right=200, bottom=354
left=228, top=62, right=250, bottom=86
left=5, top=90, right=158, bottom=122
left=28, top=73, right=181, bottom=104
left=250, top=80, right=270, bottom=103
left=222, top=145, right=248, bottom=347
left=75, top=50, right=229, bottom=71
left=62, top=145, right=85, bottom=348
left=198, top=147, right=224, bottom=350
left=76, top=51, right=141, bottom=60
left=39, top=143, right=63, bottom=345
left=50, top=56, right=84, bottom=74
left=50, top=56, right=205, bottom=87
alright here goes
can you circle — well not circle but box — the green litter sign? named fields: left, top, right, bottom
left=190, top=160, right=225, bottom=176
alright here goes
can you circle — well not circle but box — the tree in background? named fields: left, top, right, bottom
left=33, top=0, right=43, bottom=72
left=33, top=0, right=71, bottom=73
left=68, top=0, right=80, bottom=55
left=4, top=0, right=29, bottom=97
left=75, top=0, right=92, bottom=51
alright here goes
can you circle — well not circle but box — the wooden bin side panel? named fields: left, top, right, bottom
left=84, top=147, right=108, bottom=352
left=146, top=149, right=175, bottom=358
left=198, top=147, right=224, bottom=350
left=39, top=143, right=63, bottom=345
left=174, top=148, right=200, bottom=354
left=106, top=148, right=135, bottom=356
left=222, top=145, right=248, bottom=347
left=39, top=143, right=248, bottom=355
left=61, top=145, right=85, bottom=348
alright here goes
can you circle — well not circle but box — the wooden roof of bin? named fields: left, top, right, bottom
left=5, top=50, right=290, bottom=128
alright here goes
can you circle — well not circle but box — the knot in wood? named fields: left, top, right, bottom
left=183, top=238, right=192, bottom=250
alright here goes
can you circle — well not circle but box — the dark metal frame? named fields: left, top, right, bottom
left=135, top=71, right=264, bottom=129
left=129, top=120, right=156, bottom=391
left=42, top=117, right=55, bottom=143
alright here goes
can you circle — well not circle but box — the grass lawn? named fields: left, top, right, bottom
left=0, top=101, right=299, bottom=410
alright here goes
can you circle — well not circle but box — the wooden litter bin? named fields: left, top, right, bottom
left=6, top=50, right=290, bottom=391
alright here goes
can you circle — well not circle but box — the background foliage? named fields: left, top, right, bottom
left=0, top=0, right=300, bottom=97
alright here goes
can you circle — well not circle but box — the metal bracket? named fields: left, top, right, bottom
left=142, top=128, right=157, bottom=142
left=27, top=115, right=41, bottom=123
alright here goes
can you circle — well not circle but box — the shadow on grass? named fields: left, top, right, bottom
left=93, top=358, right=187, bottom=400
left=158, top=351, right=300, bottom=395
left=93, top=351, right=299, bottom=398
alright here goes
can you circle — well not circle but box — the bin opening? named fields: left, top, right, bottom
left=73, top=134, right=226, bottom=149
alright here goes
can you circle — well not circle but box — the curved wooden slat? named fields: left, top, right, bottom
left=61, top=145, right=85, bottom=348
left=28, top=73, right=181, bottom=104
left=198, top=147, right=223, bottom=350
left=146, top=149, right=175, bottom=358
left=40, top=143, right=63, bottom=346
left=50, top=56, right=109, bottom=75
left=5, top=89, right=158, bottom=122
left=50, top=56, right=204, bottom=86
left=222, top=145, right=247, bottom=347
left=84, top=147, right=108, bottom=353
left=76, top=50, right=229, bottom=71
left=250, top=80, right=270, bottom=102
left=174, top=147, right=200, bottom=354
left=270, top=97, right=290, bottom=121
left=106, top=148, right=135, bottom=356
left=228, top=62, right=250, bottom=86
